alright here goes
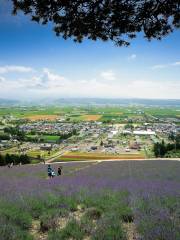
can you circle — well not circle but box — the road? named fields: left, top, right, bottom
left=45, top=150, right=67, bottom=163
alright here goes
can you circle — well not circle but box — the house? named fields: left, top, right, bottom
left=91, top=146, right=98, bottom=150
left=133, top=130, right=156, bottom=135
left=122, top=130, right=132, bottom=134
left=71, top=147, right=79, bottom=151
left=40, top=144, right=52, bottom=151
left=129, top=142, right=141, bottom=150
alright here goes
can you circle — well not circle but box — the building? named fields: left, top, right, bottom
left=133, top=130, right=156, bottom=135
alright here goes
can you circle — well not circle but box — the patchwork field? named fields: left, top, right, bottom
left=0, top=161, right=179, bottom=240
left=0, top=106, right=65, bottom=117
left=1, top=106, right=179, bottom=122
left=24, top=115, right=60, bottom=121
left=57, top=152, right=145, bottom=161
left=81, top=115, right=102, bottom=121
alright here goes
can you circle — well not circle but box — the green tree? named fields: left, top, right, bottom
left=0, top=154, right=5, bottom=166
left=4, top=127, right=26, bottom=141
left=12, top=0, right=179, bottom=46
left=168, top=132, right=175, bottom=141
left=19, top=154, right=31, bottom=164
left=124, top=124, right=134, bottom=130
left=5, top=154, right=13, bottom=164
left=160, top=140, right=166, bottom=157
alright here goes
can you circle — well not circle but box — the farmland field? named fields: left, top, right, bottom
left=81, top=115, right=102, bottom=121
left=27, top=149, right=59, bottom=159
left=27, top=134, right=60, bottom=142
left=24, top=115, right=60, bottom=121
left=0, top=160, right=179, bottom=240
left=0, top=107, right=63, bottom=117
left=58, top=152, right=145, bottom=161
left=0, top=105, right=180, bottom=122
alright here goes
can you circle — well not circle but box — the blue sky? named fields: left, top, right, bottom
left=0, top=1, right=180, bottom=100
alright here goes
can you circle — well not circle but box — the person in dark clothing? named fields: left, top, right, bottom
left=47, top=164, right=55, bottom=178
left=57, top=166, right=62, bottom=176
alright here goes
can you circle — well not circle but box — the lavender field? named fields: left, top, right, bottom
left=0, top=160, right=180, bottom=240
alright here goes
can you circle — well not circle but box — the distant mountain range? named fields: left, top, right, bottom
left=0, top=98, right=180, bottom=107
left=54, top=98, right=180, bottom=106
left=0, top=98, right=20, bottom=106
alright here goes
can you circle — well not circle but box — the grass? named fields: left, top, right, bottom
left=27, top=134, right=60, bottom=142
left=27, top=148, right=59, bottom=159
left=0, top=146, right=19, bottom=155
left=41, top=135, right=60, bottom=142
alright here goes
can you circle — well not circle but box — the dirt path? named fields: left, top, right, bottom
left=45, top=150, right=66, bottom=163
left=67, top=161, right=101, bottom=175
left=123, top=222, right=140, bottom=240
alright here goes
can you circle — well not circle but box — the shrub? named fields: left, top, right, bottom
left=93, top=214, right=126, bottom=240
left=39, top=207, right=67, bottom=232
left=0, top=204, right=32, bottom=230
left=48, top=219, right=85, bottom=240
left=85, top=207, right=102, bottom=220
left=26, top=198, right=46, bottom=219
left=137, top=213, right=180, bottom=240
left=117, top=205, right=134, bottom=223
left=40, top=211, right=59, bottom=232
left=80, top=215, right=95, bottom=235
left=135, top=196, right=180, bottom=240
left=0, top=223, right=33, bottom=240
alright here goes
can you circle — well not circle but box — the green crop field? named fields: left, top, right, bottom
left=143, top=108, right=180, bottom=118
left=0, top=106, right=180, bottom=123
left=0, top=106, right=74, bottom=118
left=27, top=148, right=59, bottom=159
left=27, top=134, right=60, bottom=142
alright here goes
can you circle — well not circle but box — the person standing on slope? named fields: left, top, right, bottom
left=47, top=164, right=55, bottom=178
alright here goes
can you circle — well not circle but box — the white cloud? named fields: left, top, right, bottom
left=151, top=64, right=167, bottom=70
left=0, top=76, right=5, bottom=82
left=0, top=65, right=34, bottom=74
left=43, top=68, right=66, bottom=82
left=152, top=61, right=180, bottom=70
left=171, top=62, right=180, bottom=66
left=39, top=68, right=67, bottom=89
left=21, top=69, right=67, bottom=90
left=0, top=68, right=67, bottom=92
left=124, top=80, right=180, bottom=98
left=128, top=54, right=137, bottom=60
left=0, top=67, right=179, bottom=100
left=100, top=70, right=116, bottom=81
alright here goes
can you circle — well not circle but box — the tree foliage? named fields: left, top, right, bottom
left=4, top=126, right=26, bottom=141
left=153, top=135, right=180, bottom=157
left=12, top=0, right=180, bottom=46
left=0, top=154, right=31, bottom=166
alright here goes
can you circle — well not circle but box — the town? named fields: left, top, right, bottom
left=0, top=104, right=180, bottom=165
